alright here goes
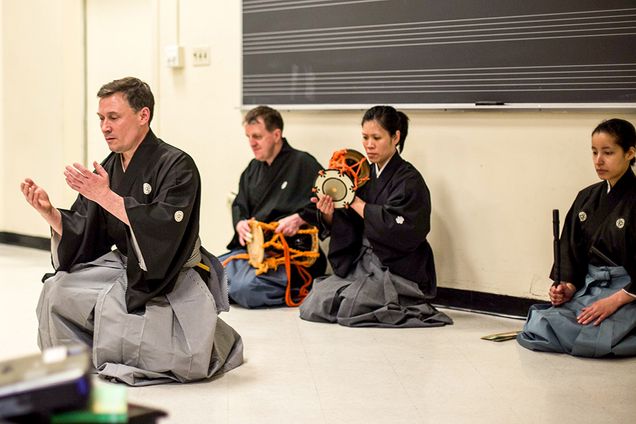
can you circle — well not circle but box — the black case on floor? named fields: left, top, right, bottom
left=0, top=345, right=90, bottom=421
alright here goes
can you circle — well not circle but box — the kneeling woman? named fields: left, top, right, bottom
left=518, top=118, right=636, bottom=357
left=299, top=106, right=452, bottom=328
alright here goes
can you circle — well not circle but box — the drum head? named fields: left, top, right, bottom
left=313, top=169, right=355, bottom=208
left=246, top=220, right=265, bottom=265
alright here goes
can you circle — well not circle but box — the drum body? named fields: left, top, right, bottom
left=246, top=220, right=319, bottom=273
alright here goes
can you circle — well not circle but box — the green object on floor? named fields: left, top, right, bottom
left=481, top=330, right=521, bottom=342
left=52, top=381, right=127, bottom=423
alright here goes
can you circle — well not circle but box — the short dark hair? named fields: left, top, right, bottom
left=97, top=77, right=155, bottom=124
left=592, top=118, right=636, bottom=165
left=361, top=105, right=409, bottom=153
left=243, top=105, right=284, bottom=133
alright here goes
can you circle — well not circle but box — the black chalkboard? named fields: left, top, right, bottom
left=242, top=0, right=636, bottom=107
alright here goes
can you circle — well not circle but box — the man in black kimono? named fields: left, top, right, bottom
left=20, top=77, right=243, bottom=385
left=221, top=106, right=326, bottom=308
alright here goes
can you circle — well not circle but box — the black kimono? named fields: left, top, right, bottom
left=228, top=138, right=323, bottom=249
left=37, top=130, right=244, bottom=384
left=300, top=153, right=452, bottom=328
left=222, top=138, right=326, bottom=307
left=56, top=130, right=202, bottom=311
left=555, top=168, right=636, bottom=293
left=518, top=169, right=636, bottom=357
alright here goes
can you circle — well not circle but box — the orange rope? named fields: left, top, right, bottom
left=287, top=264, right=313, bottom=307
left=328, top=149, right=370, bottom=191
left=222, top=252, right=249, bottom=267
left=222, top=221, right=319, bottom=306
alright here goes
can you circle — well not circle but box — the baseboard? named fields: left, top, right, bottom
left=0, top=232, right=49, bottom=251
left=434, top=287, right=539, bottom=318
left=0, top=232, right=542, bottom=317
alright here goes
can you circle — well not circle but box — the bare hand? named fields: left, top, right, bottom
left=275, top=213, right=305, bottom=237
left=577, top=290, right=634, bottom=326
left=20, top=178, right=53, bottom=217
left=236, top=219, right=252, bottom=246
left=311, top=195, right=334, bottom=225
left=64, top=161, right=110, bottom=203
left=549, top=282, right=576, bottom=306
left=20, top=178, right=62, bottom=235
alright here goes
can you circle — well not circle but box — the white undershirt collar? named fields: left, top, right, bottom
left=374, top=151, right=397, bottom=177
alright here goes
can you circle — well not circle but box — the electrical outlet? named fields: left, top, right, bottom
left=164, top=45, right=184, bottom=68
left=192, top=46, right=211, bottom=66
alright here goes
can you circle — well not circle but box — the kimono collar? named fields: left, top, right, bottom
left=365, top=152, right=405, bottom=203
left=120, top=130, right=158, bottom=167
left=374, top=150, right=398, bottom=177
left=269, top=137, right=292, bottom=167
left=607, top=167, right=636, bottom=195
left=112, top=129, right=160, bottom=194
left=372, top=151, right=403, bottom=180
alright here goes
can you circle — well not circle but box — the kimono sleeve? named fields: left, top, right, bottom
left=327, top=208, right=364, bottom=278
left=56, top=195, right=111, bottom=270
left=625, top=236, right=636, bottom=295
left=297, top=155, right=324, bottom=227
left=622, top=209, right=636, bottom=294
left=231, top=168, right=251, bottom=227
left=364, top=173, right=430, bottom=254
left=550, top=192, right=587, bottom=288
left=227, top=168, right=251, bottom=249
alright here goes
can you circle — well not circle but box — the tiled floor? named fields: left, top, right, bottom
left=2, top=244, right=635, bottom=423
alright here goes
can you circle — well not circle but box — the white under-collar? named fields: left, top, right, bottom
left=374, top=151, right=397, bottom=177
left=374, top=163, right=383, bottom=177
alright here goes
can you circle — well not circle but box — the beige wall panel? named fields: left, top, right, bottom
left=0, top=2, right=4, bottom=227
left=1, top=0, right=84, bottom=237
left=85, top=0, right=158, bottom=166
left=156, top=0, right=245, bottom=254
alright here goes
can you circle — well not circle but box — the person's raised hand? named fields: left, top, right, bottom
left=20, top=178, right=53, bottom=217
left=64, top=161, right=111, bottom=203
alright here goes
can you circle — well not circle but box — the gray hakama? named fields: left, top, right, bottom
left=299, top=242, right=453, bottom=328
left=37, top=250, right=244, bottom=386
left=517, top=265, right=636, bottom=357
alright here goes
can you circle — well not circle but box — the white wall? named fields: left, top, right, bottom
left=2, top=1, right=635, bottom=301
left=0, top=2, right=4, bottom=228
left=1, top=0, right=84, bottom=237
left=85, top=0, right=158, bottom=163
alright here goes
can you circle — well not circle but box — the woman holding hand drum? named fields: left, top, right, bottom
left=300, top=105, right=452, bottom=328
